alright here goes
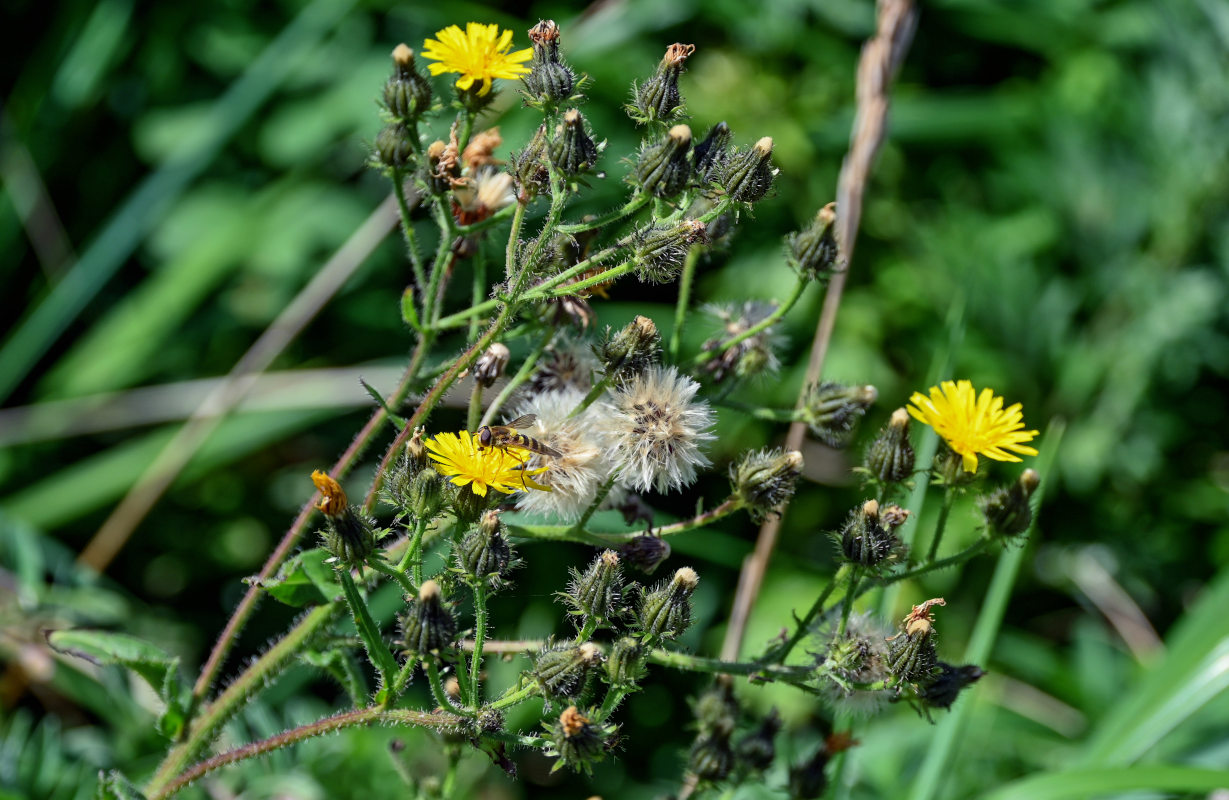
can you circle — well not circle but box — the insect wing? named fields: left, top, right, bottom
left=503, top=413, right=538, bottom=430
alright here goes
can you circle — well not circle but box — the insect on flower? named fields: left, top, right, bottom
left=478, top=414, right=563, bottom=459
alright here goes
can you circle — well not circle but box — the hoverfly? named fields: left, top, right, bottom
left=477, top=414, right=563, bottom=459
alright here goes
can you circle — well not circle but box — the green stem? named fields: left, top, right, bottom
left=570, top=473, right=617, bottom=535
left=573, top=617, right=599, bottom=645
left=653, top=497, right=742, bottom=538
left=337, top=569, right=398, bottom=690
left=536, top=260, right=635, bottom=298
left=926, top=488, right=957, bottom=563
left=442, top=748, right=461, bottom=799
left=469, top=582, right=488, bottom=710
left=488, top=681, right=539, bottom=711
left=669, top=245, right=702, bottom=361
left=647, top=649, right=812, bottom=682
left=457, top=111, right=475, bottom=155
left=379, top=654, right=419, bottom=708
left=877, top=539, right=992, bottom=589
left=399, top=517, right=428, bottom=587
left=715, top=401, right=801, bottom=422
left=558, top=193, right=649, bottom=235
left=469, top=240, right=487, bottom=342
left=455, top=202, right=517, bottom=236
left=426, top=660, right=464, bottom=715
left=837, top=568, right=862, bottom=638
left=768, top=565, right=849, bottom=664
left=569, top=373, right=612, bottom=418
left=467, top=381, right=483, bottom=433
left=692, top=275, right=808, bottom=366
left=504, top=201, right=526, bottom=281
left=391, top=169, right=426, bottom=296
left=599, top=687, right=629, bottom=719
left=367, top=558, right=417, bottom=599
left=479, top=327, right=554, bottom=427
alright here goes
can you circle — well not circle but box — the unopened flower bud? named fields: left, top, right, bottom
left=934, top=445, right=979, bottom=487
left=633, top=124, right=692, bottom=198
left=693, top=677, right=738, bottom=736
left=736, top=709, right=781, bottom=772
left=473, top=343, right=511, bottom=388
left=375, top=123, right=415, bottom=169
left=836, top=499, right=904, bottom=571
left=550, top=109, right=602, bottom=177
left=788, top=203, right=839, bottom=281
left=545, top=705, right=615, bottom=775
left=510, top=124, right=550, bottom=199
left=915, top=662, right=984, bottom=719
left=887, top=598, right=945, bottom=685
left=789, top=732, right=858, bottom=799
left=631, top=219, right=707, bottom=283
left=802, top=382, right=877, bottom=448
left=312, top=471, right=375, bottom=566
left=865, top=408, right=915, bottom=483
left=722, top=136, right=776, bottom=203
left=628, top=43, right=695, bottom=125
left=980, top=469, right=1040, bottom=537
left=384, top=44, right=433, bottom=121
left=689, top=732, right=734, bottom=781
left=523, top=20, right=578, bottom=109
left=560, top=550, right=624, bottom=630
left=534, top=642, right=604, bottom=699
left=731, top=448, right=804, bottom=522
left=636, top=566, right=698, bottom=640
left=693, top=121, right=731, bottom=184
left=455, top=512, right=515, bottom=589
left=620, top=533, right=671, bottom=575
left=605, top=636, right=646, bottom=688
left=596, top=315, right=660, bottom=379
left=399, top=580, right=457, bottom=655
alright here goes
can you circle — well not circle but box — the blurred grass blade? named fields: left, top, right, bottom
left=0, top=0, right=356, bottom=403
left=1077, top=561, right=1229, bottom=766
left=907, top=419, right=1065, bottom=800
left=980, top=765, right=1229, bottom=800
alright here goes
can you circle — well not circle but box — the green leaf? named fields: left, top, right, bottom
left=360, top=378, right=406, bottom=431
left=256, top=547, right=340, bottom=607
left=401, top=287, right=422, bottom=332
left=980, top=765, right=1229, bottom=800
left=94, top=770, right=148, bottom=800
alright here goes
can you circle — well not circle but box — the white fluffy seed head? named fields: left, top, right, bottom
left=598, top=366, right=715, bottom=494
left=512, top=388, right=616, bottom=521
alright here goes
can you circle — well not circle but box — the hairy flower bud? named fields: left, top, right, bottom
left=560, top=550, right=625, bottom=631
left=736, top=708, right=781, bottom=772
left=693, top=121, right=732, bottom=184
left=620, top=533, right=671, bottom=575
left=545, top=705, right=616, bottom=774
left=550, top=109, right=601, bottom=177
left=633, top=124, right=692, bottom=198
left=689, top=732, right=734, bottom=782
left=789, top=732, right=858, bottom=799
left=980, top=469, right=1040, bottom=537
left=375, top=123, right=415, bottom=169
left=864, top=408, right=916, bottom=483
left=802, top=382, right=877, bottom=448
left=596, top=315, right=661, bottom=379
left=636, top=566, right=699, bottom=641
left=915, top=662, right=985, bottom=720
left=399, top=580, right=457, bottom=655
left=522, top=20, right=578, bottom=110
left=887, top=598, right=945, bottom=685
left=605, top=636, right=646, bottom=688
left=628, top=43, right=695, bottom=125
left=722, top=136, right=776, bottom=203
left=693, top=677, right=739, bottom=736
left=473, top=343, right=511, bottom=388
left=311, top=471, right=375, bottom=567
left=534, top=642, right=604, bottom=699
left=788, top=202, right=839, bottom=281
left=731, top=448, right=804, bottom=523
left=510, top=124, right=551, bottom=199
left=630, top=219, right=707, bottom=283
left=836, top=500, right=906, bottom=571
left=384, top=44, right=433, bottom=121
left=455, top=512, right=515, bottom=589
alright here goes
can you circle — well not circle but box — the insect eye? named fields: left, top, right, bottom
left=479, top=428, right=491, bottom=446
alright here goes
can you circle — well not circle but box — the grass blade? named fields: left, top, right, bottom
left=980, top=765, right=1229, bottom=800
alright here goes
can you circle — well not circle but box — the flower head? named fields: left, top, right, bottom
left=906, top=380, right=1039, bottom=473
left=599, top=366, right=715, bottom=493
left=310, top=470, right=347, bottom=516
left=422, top=23, right=532, bottom=97
left=425, top=431, right=549, bottom=496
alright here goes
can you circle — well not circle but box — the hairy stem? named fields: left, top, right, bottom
left=479, top=327, right=554, bottom=427
left=557, top=193, right=649, bottom=235
left=768, top=565, right=849, bottom=664
left=391, top=169, right=426, bottom=295
left=467, top=380, right=483, bottom=433
left=669, top=244, right=702, bottom=361
left=926, top=487, right=957, bottom=563
left=469, top=582, right=489, bottom=710
left=692, top=275, right=809, bottom=366
left=337, top=569, right=398, bottom=690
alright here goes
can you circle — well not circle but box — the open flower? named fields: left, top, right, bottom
left=906, top=380, right=1039, bottom=473
left=421, top=23, right=532, bottom=96
left=426, top=431, right=550, bottom=496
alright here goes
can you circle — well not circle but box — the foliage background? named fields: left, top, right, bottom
left=2, top=0, right=1228, bottom=797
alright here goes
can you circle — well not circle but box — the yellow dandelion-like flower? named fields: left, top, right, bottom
left=425, top=431, right=550, bottom=496
left=421, top=23, right=532, bottom=96
left=906, top=380, right=1039, bottom=473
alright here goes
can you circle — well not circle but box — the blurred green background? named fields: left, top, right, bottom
left=2, top=0, right=1228, bottom=797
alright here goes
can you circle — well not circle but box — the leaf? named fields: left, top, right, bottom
left=980, top=765, right=1229, bottom=800
left=256, top=547, right=341, bottom=607
left=360, top=378, right=406, bottom=431
left=401, top=287, right=422, bottom=332
left=94, top=770, right=148, bottom=800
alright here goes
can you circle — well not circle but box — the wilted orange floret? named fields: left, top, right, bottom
left=310, top=470, right=347, bottom=517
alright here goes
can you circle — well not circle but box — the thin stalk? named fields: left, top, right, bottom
left=379, top=654, right=419, bottom=707
left=647, top=649, right=812, bottom=682
left=569, top=373, right=612, bottom=418
left=367, top=558, right=416, bottom=599
left=598, top=687, right=628, bottom=718
left=337, top=569, right=398, bottom=690
left=926, top=487, right=957, bottom=563
left=469, top=582, right=488, bottom=710
left=768, top=565, right=849, bottom=664
left=466, top=381, right=483, bottom=433
left=570, top=474, right=617, bottom=535
left=537, top=260, right=636, bottom=298
left=557, top=193, right=649, bottom=235
left=875, top=539, right=992, bottom=589
left=836, top=568, right=862, bottom=638
left=668, top=245, right=702, bottom=361
left=653, top=497, right=742, bottom=538
left=399, top=517, right=428, bottom=587
left=573, top=618, right=599, bottom=645
left=716, top=401, right=800, bottom=422
left=423, top=203, right=455, bottom=323
left=426, top=660, right=463, bottom=715
left=457, top=111, right=475, bottom=155
left=391, top=168, right=426, bottom=294
left=479, top=327, right=554, bottom=427
left=692, top=275, right=808, bottom=366
left=488, top=681, right=539, bottom=711
left=442, top=749, right=461, bottom=799
left=504, top=201, right=526, bottom=280
left=455, top=202, right=517, bottom=236
left=469, top=240, right=487, bottom=341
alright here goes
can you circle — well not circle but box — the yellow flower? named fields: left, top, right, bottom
left=425, top=431, right=550, bottom=496
left=906, top=380, right=1039, bottom=473
left=421, top=23, right=532, bottom=96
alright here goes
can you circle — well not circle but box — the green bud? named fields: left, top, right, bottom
left=560, top=550, right=624, bottom=630
left=375, top=123, right=415, bottom=169
left=835, top=500, right=906, bottom=571
left=980, top=469, right=1040, bottom=537
left=595, top=315, right=660, bottom=379
left=605, top=636, right=646, bottom=688
left=887, top=598, right=944, bottom=685
left=455, top=511, right=515, bottom=589
left=915, top=662, right=984, bottom=720
left=619, top=533, right=671, bottom=575
left=731, top=448, right=804, bottom=523
left=693, top=677, right=739, bottom=737
left=630, top=219, right=707, bottom=283
left=534, top=642, right=604, bottom=700
left=632, top=124, right=692, bottom=198
left=736, top=708, right=781, bottom=772
left=522, top=20, right=578, bottom=110
left=544, top=705, right=616, bottom=774
left=408, top=469, right=446, bottom=520
left=321, top=510, right=376, bottom=567
left=627, top=43, right=695, bottom=125
left=787, top=203, right=839, bottom=281
left=722, top=136, right=776, bottom=203
left=934, top=444, right=980, bottom=487
left=801, top=382, right=877, bottom=448
left=693, top=121, right=731, bottom=184
left=383, top=44, right=433, bottom=121
left=864, top=408, right=916, bottom=483
left=689, top=732, right=734, bottom=782
left=636, top=566, right=699, bottom=641
left=550, top=109, right=601, bottom=177
left=509, top=124, right=550, bottom=199
left=399, top=580, right=457, bottom=655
